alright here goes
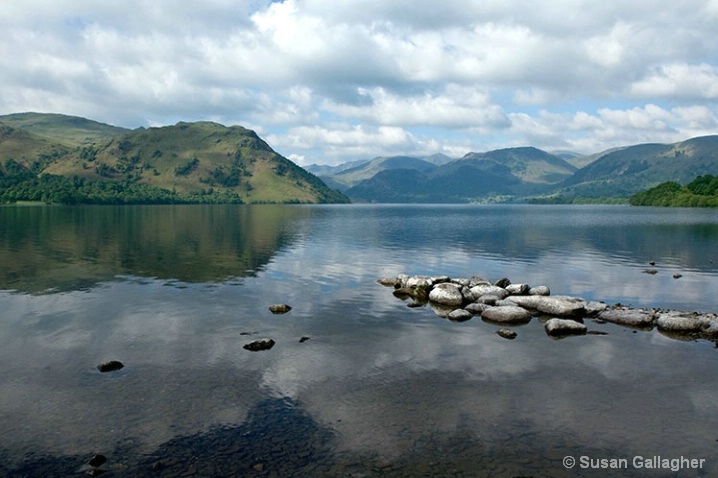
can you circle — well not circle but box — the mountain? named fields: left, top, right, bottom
left=555, top=136, right=718, bottom=198
left=423, top=153, right=455, bottom=166
left=312, top=153, right=456, bottom=192
left=325, top=155, right=438, bottom=191
left=462, top=147, right=577, bottom=184
left=345, top=147, right=575, bottom=203
left=305, top=158, right=370, bottom=176
left=0, top=114, right=348, bottom=204
left=0, top=112, right=129, bottom=146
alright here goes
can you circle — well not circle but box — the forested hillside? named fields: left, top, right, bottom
left=629, top=175, right=718, bottom=207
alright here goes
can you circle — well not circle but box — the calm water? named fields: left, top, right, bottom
left=1, top=204, right=718, bottom=477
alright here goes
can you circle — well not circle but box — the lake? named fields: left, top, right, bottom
left=1, top=204, right=718, bottom=477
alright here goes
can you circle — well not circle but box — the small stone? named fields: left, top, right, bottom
left=496, top=328, right=517, bottom=339
left=528, top=285, right=551, bottom=296
left=649, top=261, right=656, bottom=266
left=253, top=463, right=265, bottom=472
left=269, top=304, right=292, bottom=314
left=476, top=294, right=500, bottom=305
left=494, top=277, right=511, bottom=288
left=377, top=278, right=399, bottom=287
left=96, top=361, right=124, bottom=373
left=643, top=269, right=658, bottom=275
left=505, top=283, right=530, bottom=295
left=243, top=338, right=276, bottom=351
left=464, top=302, right=490, bottom=315
left=545, top=318, right=587, bottom=337
left=299, top=336, right=311, bottom=343
left=507, top=295, right=585, bottom=317
left=673, top=273, right=683, bottom=279
left=85, top=469, right=106, bottom=477
left=468, top=284, right=509, bottom=300
left=481, top=305, right=533, bottom=324
left=448, top=309, right=473, bottom=322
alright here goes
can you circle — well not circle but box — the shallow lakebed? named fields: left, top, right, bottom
left=1, top=204, right=718, bottom=477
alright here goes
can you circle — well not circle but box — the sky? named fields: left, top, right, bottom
left=1, top=0, right=718, bottom=165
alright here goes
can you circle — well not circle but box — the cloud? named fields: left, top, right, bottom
left=631, top=63, right=718, bottom=99
left=0, top=0, right=716, bottom=162
left=323, top=85, right=510, bottom=128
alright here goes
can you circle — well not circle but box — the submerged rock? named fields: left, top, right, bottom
left=377, top=277, right=399, bottom=287
left=481, top=305, right=533, bottom=325
left=97, top=361, right=124, bottom=373
left=545, top=318, right=587, bottom=337
left=429, top=302, right=456, bottom=318
left=87, top=455, right=107, bottom=468
left=496, top=328, right=517, bottom=339
left=243, top=338, right=276, bottom=351
left=269, top=304, right=292, bottom=314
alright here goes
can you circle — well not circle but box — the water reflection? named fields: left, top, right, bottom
left=0, top=205, right=310, bottom=292
left=2, top=205, right=718, bottom=477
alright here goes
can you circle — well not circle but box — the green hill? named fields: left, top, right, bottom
left=629, top=175, right=718, bottom=207
left=0, top=112, right=129, bottom=146
left=0, top=114, right=348, bottom=205
left=556, top=136, right=718, bottom=198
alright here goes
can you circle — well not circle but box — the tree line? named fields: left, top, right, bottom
left=629, top=175, right=718, bottom=207
left=0, top=159, right=243, bottom=205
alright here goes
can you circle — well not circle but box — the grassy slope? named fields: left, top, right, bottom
left=0, top=112, right=128, bottom=146
left=0, top=124, right=69, bottom=165
left=38, top=120, right=346, bottom=203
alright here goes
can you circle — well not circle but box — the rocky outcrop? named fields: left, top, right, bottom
left=381, top=273, right=718, bottom=345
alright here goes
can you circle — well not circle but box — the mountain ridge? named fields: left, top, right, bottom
left=0, top=113, right=348, bottom=204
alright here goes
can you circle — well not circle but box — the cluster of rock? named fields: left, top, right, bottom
left=379, top=274, right=718, bottom=342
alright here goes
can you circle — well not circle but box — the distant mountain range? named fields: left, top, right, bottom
left=311, top=137, right=718, bottom=203
left=0, top=113, right=348, bottom=204
left=2, top=112, right=718, bottom=204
